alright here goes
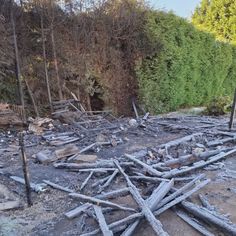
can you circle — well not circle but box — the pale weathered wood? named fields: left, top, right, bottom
left=154, top=179, right=210, bottom=216
left=99, top=169, right=119, bottom=192
left=175, top=209, right=214, bottom=236
left=95, top=188, right=130, bottom=200
left=43, top=180, right=74, bottom=193
left=80, top=177, right=209, bottom=236
left=92, top=175, right=111, bottom=188
left=130, top=176, right=169, bottom=183
left=198, top=194, right=215, bottom=211
left=54, top=161, right=133, bottom=169
left=207, top=137, right=236, bottom=147
left=114, top=160, right=169, bottom=236
left=93, top=205, right=113, bottom=236
left=65, top=188, right=130, bottom=219
left=77, top=168, right=116, bottom=173
left=69, top=192, right=135, bottom=212
left=181, top=201, right=236, bottom=236
left=80, top=171, right=94, bottom=191
left=157, top=174, right=205, bottom=209
left=0, top=200, right=21, bottom=211
left=162, top=149, right=236, bottom=178
left=65, top=203, right=92, bottom=219
left=125, top=154, right=162, bottom=177
left=121, top=180, right=174, bottom=236
left=159, top=133, right=203, bottom=149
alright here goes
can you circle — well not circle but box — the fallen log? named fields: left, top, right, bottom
left=114, top=160, right=169, bottom=236
left=54, top=161, right=133, bottom=169
left=95, top=188, right=130, bottom=200
left=65, top=188, right=130, bottom=219
left=77, top=168, right=116, bottom=173
left=159, top=133, right=203, bottom=149
left=99, top=169, right=119, bottom=192
left=125, top=154, right=162, bottom=177
left=121, top=180, right=174, bottom=236
left=157, top=174, right=205, bottom=209
left=181, top=201, right=236, bottom=236
left=198, top=194, right=215, bottom=211
left=80, top=177, right=209, bottom=236
left=65, top=203, right=92, bottom=219
left=69, top=192, right=135, bottom=212
left=43, top=180, right=74, bottom=193
left=207, top=137, right=236, bottom=147
left=92, top=175, right=111, bottom=188
left=153, top=179, right=210, bottom=216
left=162, top=149, right=236, bottom=178
left=129, top=176, right=169, bottom=183
left=175, top=209, right=214, bottom=236
left=153, top=149, right=224, bottom=169
left=93, top=205, right=114, bottom=236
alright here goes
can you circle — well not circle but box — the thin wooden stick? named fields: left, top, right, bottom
left=69, top=192, right=135, bottom=212
left=19, top=133, right=32, bottom=207
left=43, top=180, right=74, bottom=193
left=80, top=171, right=94, bottom=191
left=99, top=169, right=119, bottom=192
left=93, top=205, right=113, bottom=236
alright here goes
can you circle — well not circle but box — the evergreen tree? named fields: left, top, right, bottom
left=192, top=0, right=236, bottom=44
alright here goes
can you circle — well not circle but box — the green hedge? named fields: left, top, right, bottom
left=136, top=11, right=236, bottom=114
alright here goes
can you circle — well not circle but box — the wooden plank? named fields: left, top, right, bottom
left=114, top=160, right=169, bottom=236
left=93, top=205, right=113, bottom=236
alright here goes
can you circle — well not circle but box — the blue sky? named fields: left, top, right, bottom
left=150, top=0, right=202, bottom=18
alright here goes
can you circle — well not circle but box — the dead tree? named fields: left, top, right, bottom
left=39, top=3, right=53, bottom=111
left=10, top=0, right=26, bottom=121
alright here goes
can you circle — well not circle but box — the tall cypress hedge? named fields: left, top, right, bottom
left=136, top=11, right=236, bottom=114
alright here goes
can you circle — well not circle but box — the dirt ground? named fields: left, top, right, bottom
left=0, top=113, right=236, bottom=236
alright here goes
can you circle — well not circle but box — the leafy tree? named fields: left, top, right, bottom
left=192, top=0, right=236, bottom=44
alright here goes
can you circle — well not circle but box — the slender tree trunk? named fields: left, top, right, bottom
left=10, top=0, right=26, bottom=122
left=51, top=24, right=63, bottom=100
left=40, top=12, right=53, bottom=112
left=25, top=79, right=39, bottom=117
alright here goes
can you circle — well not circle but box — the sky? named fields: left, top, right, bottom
left=150, top=0, right=202, bottom=19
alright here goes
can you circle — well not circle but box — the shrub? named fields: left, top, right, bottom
left=205, top=96, right=231, bottom=116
